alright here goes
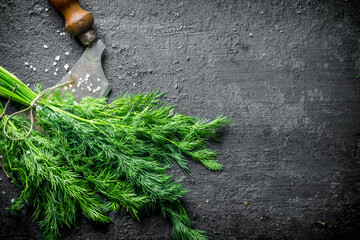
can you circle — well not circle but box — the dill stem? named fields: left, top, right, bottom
left=46, top=103, right=179, bottom=147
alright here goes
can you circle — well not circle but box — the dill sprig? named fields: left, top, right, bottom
left=0, top=66, right=230, bottom=240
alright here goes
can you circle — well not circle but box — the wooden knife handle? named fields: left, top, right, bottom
left=48, top=0, right=94, bottom=37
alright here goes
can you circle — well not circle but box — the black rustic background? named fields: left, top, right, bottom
left=1, top=0, right=360, bottom=239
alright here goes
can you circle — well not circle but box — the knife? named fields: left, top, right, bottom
left=48, top=0, right=110, bottom=101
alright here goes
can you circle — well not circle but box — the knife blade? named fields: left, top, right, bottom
left=48, top=0, right=110, bottom=101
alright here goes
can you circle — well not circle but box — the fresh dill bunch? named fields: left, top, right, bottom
left=0, top=65, right=230, bottom=239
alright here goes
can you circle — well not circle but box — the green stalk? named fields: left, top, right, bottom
left=0, top=66, right=37, bottom=106
left=0, top=66, right=37, bottom=100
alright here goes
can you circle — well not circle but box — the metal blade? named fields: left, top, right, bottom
left=58, top=39, right=110, bottom=101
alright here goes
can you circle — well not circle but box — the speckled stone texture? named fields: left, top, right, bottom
left=0, top=0, right=360, bottom=239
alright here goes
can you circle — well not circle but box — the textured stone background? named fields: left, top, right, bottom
left=0, top=0, right=360, bottom=239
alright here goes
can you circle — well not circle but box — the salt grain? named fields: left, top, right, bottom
left=55, top=55, right=60, bottom=61
left=2, top=191, right=5, bottom=195
left=54, top=72, right=57, bottom=76
left=53, top=62, right=57, bottom=66
left=55, top=68, right=58, bottom=72
left=30, top=65, right=33, bottom=69
left=64, top=64, right=69, bottom=71
left=45, top=69, right=48, bottom=72
left=24, top=62, right=29, bottom=66
left=65, top=52, right=69, bottom=55
left=11, top=199, right=15, bottom=203
left=43, top=45, right=48, bottom=49
left=97, top=78, right=100, bottom=81
left=33, top=68, right=36, bottom=71
left=26, top=150, right=30, bottom=154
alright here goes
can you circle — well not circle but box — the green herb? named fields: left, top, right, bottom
left=0, top=66, right=230, bottom=240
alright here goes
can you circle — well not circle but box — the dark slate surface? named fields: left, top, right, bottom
left=1, top=0, right=360, bottom=239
